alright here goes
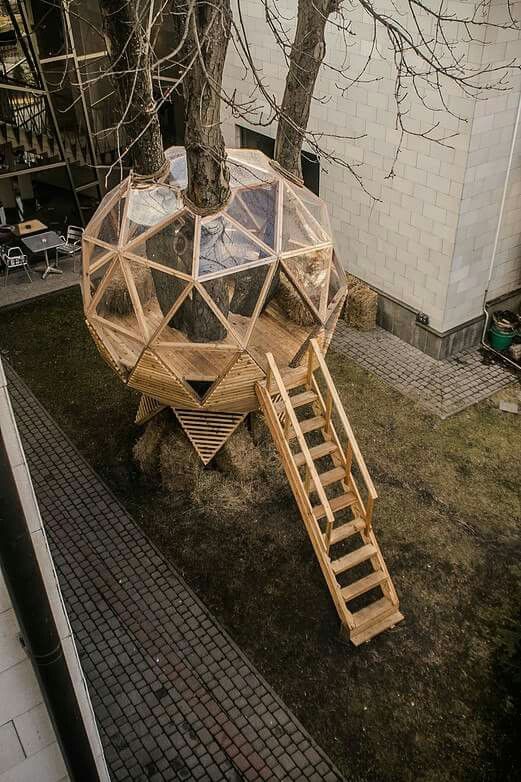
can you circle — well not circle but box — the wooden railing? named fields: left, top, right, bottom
left=257, top=357, right=352, bottom=628
left=308, top=338, right=378, bottom=534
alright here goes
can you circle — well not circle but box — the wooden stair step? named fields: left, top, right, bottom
left=279, top=365, right=308, bottom=391
left=318, top=466, right=346, bottom=488
left=351, top=597, right=395, bottom=629
left=327, top=516, right=365, bottom=545
left=331, top=543, right=377, bottom=574
left=350, top=610, right=404, bottom=646
left=312, top=491, right=356, bottom=520
left=341, top=570, right=387, bottom=602
left=294, top=441, right=337, bottom=467
left=288, top=415, right=325, bottom=440
left=274, top=390, right=317, bottom=414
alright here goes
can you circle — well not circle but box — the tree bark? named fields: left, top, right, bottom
left=173, top=0, right=232, bottom=213
left=274, top=0, right=338, bottom=180
left=99, top=0, right=166, bottom=176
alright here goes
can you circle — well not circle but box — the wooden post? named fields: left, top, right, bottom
left=304, top=464, right=311, bottom=494
left=365, top=494, right=374, bottom=535
left=306, top=341, right=314, bottom=387
left=324, top=390, right=333, bottom=437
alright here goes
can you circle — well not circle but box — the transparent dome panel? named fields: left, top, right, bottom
left=94, top=259, right=142, bottom=338
left=153, top=283, right=240, bottom=347
left=226, top=183, right=277, bottom=250
left=327, top=250, right=347, bottom=308
left=228, top=160, right=273, bottom=189
left=85, top=254, right=115, bottom=306
left=247, top=266, right=319, bottom=369
left=282, top=247, right=331, bottom=319
left=120, top=258, right=159, bottom=340
left=289, top=183, right=331, bottom=239
left=85, top=182, right=126, bottom=238
left=281, top=183, right=328, bottom=253
left=141, top=267, right=190, bottom=337
left=131, top=211, right=195, bottom=275
left=228, top=149, right=272, bottom=172
left=96, top=196, right=127, bottom=246
left=201, top=262, right=274, bottom=346
left=125, top=185, right=180, bottom=244
left=198, top=216, right=270, bottom=278
left=167, top=154, right=188, bottom=189
left=83, top=240, right=113, bottom=269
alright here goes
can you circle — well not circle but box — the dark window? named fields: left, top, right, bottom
left=238, top=126, right=320, bottom=195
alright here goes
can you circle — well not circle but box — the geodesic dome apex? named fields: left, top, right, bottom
left=81, top=147, right=347, bottom=410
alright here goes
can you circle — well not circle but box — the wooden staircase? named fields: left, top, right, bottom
left=256, top=339, right=403, bottom=645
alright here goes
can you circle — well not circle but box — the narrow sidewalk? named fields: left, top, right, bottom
left=6, top=362, right=344, bottom=782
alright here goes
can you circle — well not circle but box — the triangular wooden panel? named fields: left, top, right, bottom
left=173, top=408, right=247, bottom=465
left=135, top=394, right=166, bottom=425
left=203, top=351, right=265, bottom=413
left=128, top=349, right=201, bottom=409
left=86, top=319, right=127, bottom=380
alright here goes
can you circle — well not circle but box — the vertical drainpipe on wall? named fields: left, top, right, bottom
left=0, top=431, right=102, bottom=782
left=480, top=85, right=521, bottom=368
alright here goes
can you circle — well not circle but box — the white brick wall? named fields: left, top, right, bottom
left=0, top=360, right=110, bottom=782
left=222, top=0, right=521, bottom=333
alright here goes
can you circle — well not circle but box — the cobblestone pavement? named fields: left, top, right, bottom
left=332, top=322, right=517, bottom=418
left=6, top=363, right=344, bottom=782
left=0, top=256, right=79, bottom=309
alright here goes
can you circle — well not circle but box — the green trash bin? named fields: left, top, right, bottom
left=488, top=323, right=515, bottom=351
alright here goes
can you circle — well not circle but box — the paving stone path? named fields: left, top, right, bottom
left=6, top=363, right=344, bottom=782
left=332, top=322, right=515, bottom=418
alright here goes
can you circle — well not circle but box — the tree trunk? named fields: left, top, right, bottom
left=178, top=1, right=232, bottom=213
left=274, top=0, right=338, bottom=180
left=99, top=0, right=166, bottom=176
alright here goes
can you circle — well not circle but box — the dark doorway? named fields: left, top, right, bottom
left=239, top=126, right=320, bottom=195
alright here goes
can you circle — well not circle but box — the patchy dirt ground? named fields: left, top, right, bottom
left=1, top=288, right=520, bottom=782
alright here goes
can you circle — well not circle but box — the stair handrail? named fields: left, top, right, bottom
left=309, top=339, right=378, bottom=526
left=265, top=353, right=336, bottom=543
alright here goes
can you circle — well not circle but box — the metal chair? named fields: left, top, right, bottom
left=55, top=225, right=84, bottom=271
left=2, top=246, right=32, bottom=286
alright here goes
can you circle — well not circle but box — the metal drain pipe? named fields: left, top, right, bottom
left=480, top=86, right=521, bottom=370
left=0, top=431, right=102, bottom=782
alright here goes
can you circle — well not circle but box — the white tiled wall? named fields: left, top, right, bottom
left=222, top=0, right=521, bottom=333
left=0, top=570, right=68, bottom=782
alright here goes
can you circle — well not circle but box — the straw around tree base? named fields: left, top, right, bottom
left=274, top=273, right=315, bottom=326
left=213, top=423, right=263, bottom=480
left=344, top=273, right=378, bottom=331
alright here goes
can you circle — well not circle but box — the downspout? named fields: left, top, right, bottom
left=480, top=85, right=521, bottom=368
left=0, top=431, right=102, bottom=782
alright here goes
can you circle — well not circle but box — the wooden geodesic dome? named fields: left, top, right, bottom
left=81, top=147, right=347, bottom=436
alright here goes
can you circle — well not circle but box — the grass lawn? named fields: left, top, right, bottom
left=1, top=287, right=520, bottom=782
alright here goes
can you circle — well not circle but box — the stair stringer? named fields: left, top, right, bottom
left=256, top=382, right=355, bottom=632
left=308, top=373, right=400, bottom=608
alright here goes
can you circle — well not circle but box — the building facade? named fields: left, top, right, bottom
left=222, top=0, right=521, bottom=357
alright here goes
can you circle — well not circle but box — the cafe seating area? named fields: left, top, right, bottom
left=0, top=219, right=84, bottom=286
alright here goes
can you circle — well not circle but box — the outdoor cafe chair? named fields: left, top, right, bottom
left=55, top=225, right=84, bottom=271
left=2, top=245, right=32, bottom=286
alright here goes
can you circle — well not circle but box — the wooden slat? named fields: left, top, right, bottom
left=174, top=408, right=246, bottom=464
left=351, top=597, right=395, bottom=629
left=287, top=415, right=325, bottom=440
left=317, top=466, right=346, bottom=488
left=135, top=394, right=166, bottom=425
left=341, top=571, right=387, bottom=602
left=128, top=349, right=200, bottom=409
left=312, top=491, right=356, bottom=520
left=203, top=352, right=264, bottom=412
left=327, top=517, right=365, bottom=545
left=331, top=544, right=377, bottom=575
left=294, top=441, right=336, bottom=467
left=350, top=610, right=404, bottom=646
